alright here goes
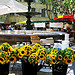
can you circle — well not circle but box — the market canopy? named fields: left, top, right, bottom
left=53, top=14, right=75, bottom=22
left=16, top=20, right=34, bottom=25
left=0, top=0, right=28, bottom=15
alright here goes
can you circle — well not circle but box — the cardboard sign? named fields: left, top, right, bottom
left=49, top=22, right=63, bottom=28
left=34, top=23, right=45, bottom=27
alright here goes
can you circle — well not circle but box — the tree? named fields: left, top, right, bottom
left=39, top=0, right=75, bottom=20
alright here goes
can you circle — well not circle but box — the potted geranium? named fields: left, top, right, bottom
left=46, top=48, right=75, bottom=75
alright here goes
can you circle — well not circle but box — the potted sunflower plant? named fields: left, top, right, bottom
left=16, top=43, right=46, bottom=75
left=0, top=42, right=17, bottom=75
left=46, top=48, right=75, bottom=75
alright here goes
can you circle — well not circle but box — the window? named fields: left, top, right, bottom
left=9, top=13, right=15, bottom=16
left=31, top=8, right=35, bottom=12
left=41, top=9, right=45, bottom=17
left=31, top=8, right=35, bottom=17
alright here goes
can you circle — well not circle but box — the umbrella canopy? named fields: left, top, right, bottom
left=16, top=21, right=34, bottom=25
left=0, top=0, right=28, bottom=15
left=16, top=21, right=26, bottom=25
left=53, top=14, right=75, bottom=22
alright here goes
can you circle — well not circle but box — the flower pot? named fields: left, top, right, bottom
left=52, top=64, right=68, bottom=75
left=22, top=61, right=38, bottom=75
left=0, top=63, right=9, bottom=75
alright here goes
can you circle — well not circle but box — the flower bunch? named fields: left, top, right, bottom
left=0, top=42, right=17, bottom=64
left=28, top=43, right=47, bottom=65
left=46, top=48, right=75, bottom=65
left=32, top=43, right=42, bottom=52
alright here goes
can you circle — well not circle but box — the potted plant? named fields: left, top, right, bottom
left=15, top=43, right=44, bottom=75
left=45, top=48, right=75, bottom=75
left=0, top=42, right=17, bottom=75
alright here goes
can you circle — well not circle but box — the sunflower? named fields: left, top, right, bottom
left=52, top=58, right=56, bottom=64
left=30, top=53, right=38, bottom=59
left=3, top=46, right=9, bottom=52
left=52, top=55, right=55, bottom=59
left=2, top=42, right=9, bottom=45
left=26, top=51, right=31, bottom=56
left=0, top=45, right=4, bottom=50
left=18, top=53, right=23, bottom=58
left=40, top=52, right=45, bottom=56
left=0, top=57, right=4, bottom=64
left=20, top=49, right=27, bottom=56
left=47, top=54, right=52, bottom=58
left=64, top=56, right=68, bottom=60
left=56, top=61, right=60, bottom=64
left=66, top=59, right=73, bottom=64
left=5, top=59, right=9, bottom=63
left=9, top=56, right=16, bottom=62
left=8, top=46, right=12, bottom=51
left=39, top=55, right=45, bottom=60
left=6, top=51, right=11, bottom=57
left=12, top=54, right=17, bottom=57
left=23, top=45, right=29, bottom=50
left=54, top=49, right=58, bottom=54
left=58, top=55, right=62, bottom=60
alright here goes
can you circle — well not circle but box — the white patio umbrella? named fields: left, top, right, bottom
left=0, top=0, right=28, bottom=15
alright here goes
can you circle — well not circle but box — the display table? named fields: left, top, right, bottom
left=0, top=30, right=66, bottom=45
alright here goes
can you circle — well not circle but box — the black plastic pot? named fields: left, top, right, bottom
left=0, top=63, right=9, bottom=75
left=22, top=61, right=38, bottom=75
left=52, top=64, right=68, bottom=75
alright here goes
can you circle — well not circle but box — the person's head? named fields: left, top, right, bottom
left=18, top=25, right=20, bottom=28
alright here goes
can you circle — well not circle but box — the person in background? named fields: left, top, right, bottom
left=22, top=24, right=26, bottom=30
left=0, top=25, right=4, bottom=30
left=63, top=24, right=67, bottom=32
left=18, top=25, right=21, bottom=30
left=10, top=25, right=14, bottom=30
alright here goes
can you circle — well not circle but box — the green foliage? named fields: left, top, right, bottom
left=39, top=0, right=75, bottom=15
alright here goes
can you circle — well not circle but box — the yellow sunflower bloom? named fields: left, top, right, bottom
left=58, top=55, right=62, bottom=60
left=39, top=55, right=45, bottom=60
left=66, top=59, right=73, bottom=64
left=0, top=57, right=4, bottom=64
left=9, top=56, right=16, bottom=62
left=52, top=58, right=56, bottom=64
left=26, top=51, right=31, bottom=56
left=47, top=54, right=52, bottom=58
left=18, top=53, right=23, bottom=58
left=20, top=49, right=27, bottom=56
left=6, top=51, right=10, bottom=57
left=64, top=56, right=68, bottom=60
left=52, top=55, right=55, bottom=59
left=0, top=45, right=4, bottom=50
